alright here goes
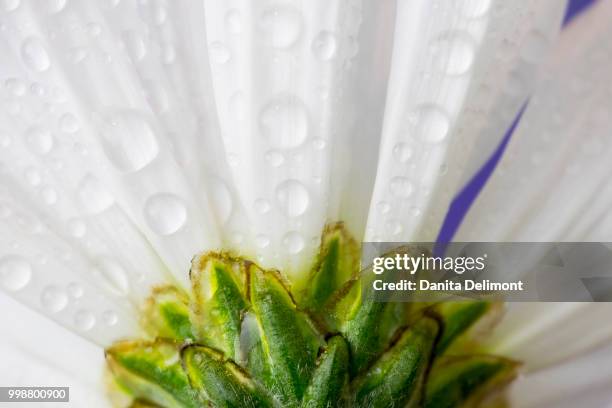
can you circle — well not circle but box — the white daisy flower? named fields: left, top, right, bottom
left=0, top=0, right=610, bottom=406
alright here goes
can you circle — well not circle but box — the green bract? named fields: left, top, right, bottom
left=106, top=223, right=518, bottom=407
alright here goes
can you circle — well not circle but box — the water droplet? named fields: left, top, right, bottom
left=409, top=105, right=450, bottom=143
left=260, top=96, right=308, bottom=149
left=259, top=5, right=302, bottom=49
left=208, top=176, right=232, bottom=224
left=122, top=30, right=146, bottom=61
left=264, top=150, right=284, bottom=167
left=312, top=138, right=326, bottom=150
left=282, top=231, right=304, bottom=254
left=0, top=0, right=20, bottom=12
left=74, top=309, right=95, bottom=331
left=209, top=41, right=230, bottom=64
left=77, top=175, right=115, bottom=213
left=254, top=198, right=271, bottom=214
left=385, top=220, right=403, bottom=236
left=463, top=0, right=491, bottom=18
left=311, top=31, right=337, bottom=61
left=0, top=256, right=32, bottom=291
left=47, top=0, right=67, bottom=13
left=67, top=218, right=86, bottom=238
left=275, top=179, right=309, bottom=217
left=21, top=37, right=51, bottom=72
left=25, top=126, right=53, bottom=155
left=40, top=186, right=58, bottom=205
left=93, top=257, right=129, bottom=296
left=392, top=143, right=413, bottom=163
left=144, top=193, right=187, bottom=235
left=100, top=110, right=159, bottom=172
left=432, top=31, right=475, bottom=75
left=5, top=78, right=26, bottom=96
left=59, top=113, right=79, bottom=133
left=226, top=9, right=242, bottom=34
left=40, top=286, right=68, bottom=312
left=255, top=234, right=270, bottom=248
left=24, top=167, right=41, bottom=186
left=67, top=282, right=83, bottom=298
left=102, top=310, right=118, bottom=326
left=521, top=30, right=548, bottom=63
left=377, top=201, right=390, bottom=214
left=390, top=177, right=414, bottom=197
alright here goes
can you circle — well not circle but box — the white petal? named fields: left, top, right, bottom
left=366, top=0, right=565, bottom=242
left=508, top=340, right=612, bottom=408
left=0, top=295, right=108, bottom=407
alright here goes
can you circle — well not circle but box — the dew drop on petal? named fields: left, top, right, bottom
left=0, top=256, right=32, bottom=291
left=260, top=96, right=308, bottom=149
left=264, top=150, right=284, bottom=167
left=77, top=175, right=114, bottom=213
left=377, top=201, right=390, bottom=214
left=431, top=31, right=475, bottom=75
left=25, top=126, right=53, bottom=155
left=74, top=310, right=95, bottom=331
left=47, top=0, right=67, bottom=13
left=59, top=113, right=79, bottom=133
left=40, top=285, right=68, bottom=312
left=254, top=198, right=271, bottom=214
left=392, top=143, right=413, bottom=163
left=100, top=110, right=159, bottom=172
left=208, top=177, right=232, bottom=224
left=143, top=193, right=187, bottom=235
left=67, top=282, right=83, bottom=298
left=93, top=257, right=129, bottom=296
left=275, top=179, right=309, bottom=217
left=462, top=0, right=491, bottom=18
left=282, top=231, right=304, bottom=254
left=259, top=5, right=302, bottom=49
left=21, top=37, right=51, bottom=72
left=311, top=31, right=337, bottom=61
left=255, top=234, right=270, bottom=248
left=102, top=310, right=118, bottom=326
left=410, top=105, right=450, bottom=143
left=390, top=177, right=414, bottom=197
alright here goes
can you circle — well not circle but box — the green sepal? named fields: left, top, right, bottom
left=248, top=264, right=322, bottom=407
left=301, top=223, right=360, bottom=316
left=105, top=339, right=203, bottom=408
left=352, top=317, right=439, bottom=408
left=427, top=301, right=494, bottom=355
left=191, top=252, right=248, bottom=358
left=141, top=287, right=195, bottom=341
left=301, top=335, right=349, bottom=408
left=182, top=344, right=274, bottom=408
left=424, top=355, right=519, bottom=408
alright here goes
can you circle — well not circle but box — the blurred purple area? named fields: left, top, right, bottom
left=436, top=0, right=598, bottom=244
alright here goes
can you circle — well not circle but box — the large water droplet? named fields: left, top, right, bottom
left=311, top=31, right=337, bottom=61
left=409, top=105, right=450, bottom=143
left=390, top=177, right=414, bottom=197
left=0, top=256, right=32, bottom=291
left=25, top=126, right=53, bottom=155
left=100, top=110, right=159, bottom=172
left=93, top=257, right=129, bottom=296
left=21, top=37, right=51, bottom=72
left=260, top=96, right=308, bottom=149
left=41, top=285, right=68, bottom=312
left=74, top=309, right=95, bottom=331
left=432, top=31, right=475, bottom=75
left=392, top=143, right=413, bottom=163
left=275, top=179, right=309, bottom=217
left=259, top=5, right=302, bottom=49
left=209, top=41, right=230, bottom=64
left=77, top=175, right=115, bottom=213
left=143, top=193, right=187, bottom=235
left=283, top=231, right=304, bottom=254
